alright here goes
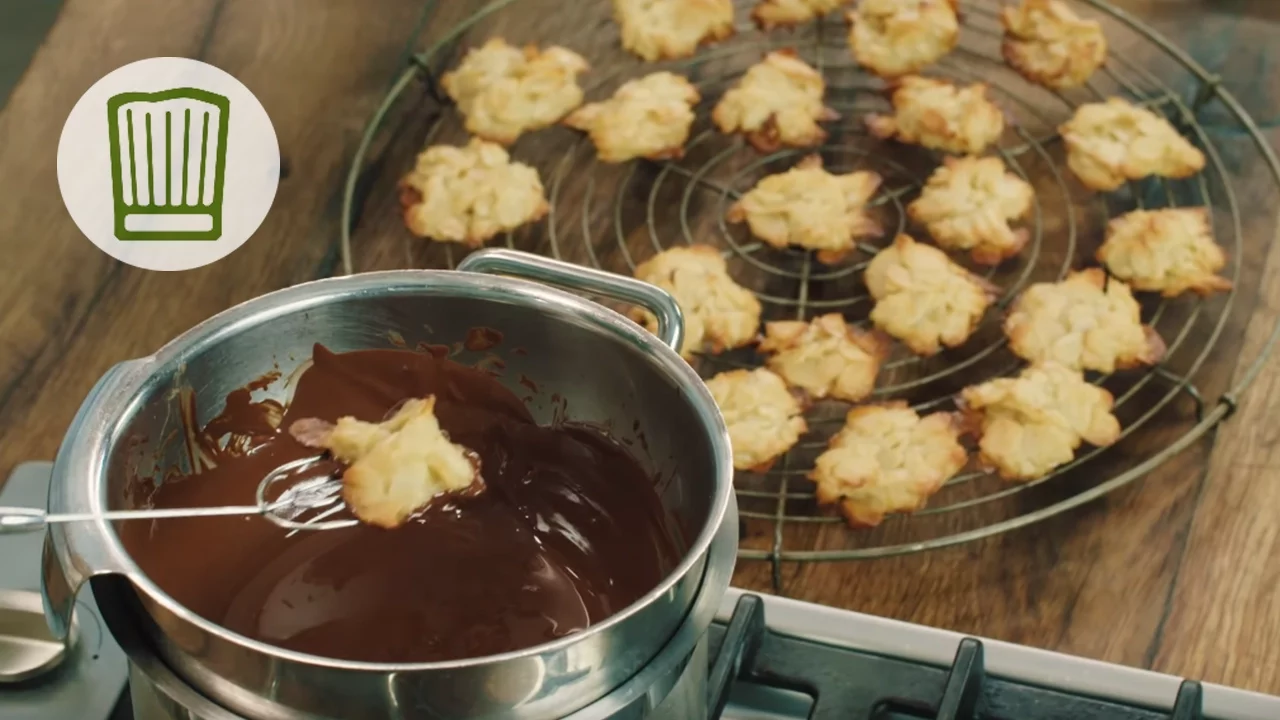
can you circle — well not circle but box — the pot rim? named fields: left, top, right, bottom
left=73, top=267, right=734, bottom=672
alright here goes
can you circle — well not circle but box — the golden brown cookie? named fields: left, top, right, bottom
left=753, top=0, right=852, bottom=30
left=908, top=156, right=1035, bottom=265
left=712, top=50, right=839, bottom=152
left=1059, top=98, right=1205, bottom=191
left=564, top=72, right=700, bottom=163
left=848, top=0, right=960, bottom=78
left=399, top=138, right=549, bottom=246
left=1001, top=0, right=1107, bottom=89
left=289, top=397, right=481, bottom=529
left=810, top=402, right=967, bottom=527
left=613, top=0, right=734, bottom=61
left=632, top=245, right=763, bottom=360
left=960, top=362, right=1121, bottom=481
left=704, top=367, right=807, bottom=471
left=864, top=234, right=997, bottom=356
left=866, top=76, right=1004, bottom=155
left=1097, top=208, right=1232, bottom=298
left=726, top=155, right=882, bottom=263
left=1004, top=268, right=1164, bottom=373
left=759, top=313, right=890, bottom=402
left=440, top=38, right=589, bottom=145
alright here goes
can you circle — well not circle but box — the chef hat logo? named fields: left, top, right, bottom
left=58, top=58, right=279, bottom=271
left=107, top=88, right=230, bottom=241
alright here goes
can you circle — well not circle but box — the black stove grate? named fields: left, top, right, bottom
left=707, top=595, right=1206, bottom=720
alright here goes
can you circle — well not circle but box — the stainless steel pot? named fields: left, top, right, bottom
left=41, top=249, right=736, bottom=720
left=94, top=488, right=738, bottom=720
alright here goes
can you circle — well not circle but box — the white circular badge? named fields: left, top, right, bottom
left=57, top=57, right=280, bottom=271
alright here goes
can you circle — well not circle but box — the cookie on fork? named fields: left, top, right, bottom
left=289, top=397, right=481, bottom=529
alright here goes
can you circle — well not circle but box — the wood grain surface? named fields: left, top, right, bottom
left=2, top=0, right=1280, bottom=697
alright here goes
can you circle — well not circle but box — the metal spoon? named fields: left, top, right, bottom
left=0, top=456, right=359, bottom=534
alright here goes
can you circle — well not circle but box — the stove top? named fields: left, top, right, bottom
left=706, top=589, right=1280, bottom=720
left=0, top=463, right=128, bottom=720
left=4, top=461, right=1279, bottom=720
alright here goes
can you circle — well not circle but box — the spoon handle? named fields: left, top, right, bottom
left=0, top=505, right=266, bottom=534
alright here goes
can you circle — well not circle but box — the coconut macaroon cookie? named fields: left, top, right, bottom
left=960, top=362, right=1121, bottom=481
left=398, top=138, right=549, bottom=246
left=713, top=50, right=840, bottom=152
left=440, top=38, right=589, bottom=145
left=752, top=0, right=852, bottom=30
left=810, top=402, right=967, bottom=527
left=704, top=367, right=808, bottom=471
left=1097, top=208, right=1232, bottom=297
left=848, top=0, right=960, bottom=78
left=759, top=313, right=890, bottom=402
left=289, top=397, right=481, bottom=529
left=613, top=0, right=734, bottom=61
left=864, top=234, right=997, bottom=356
left=1059, top=97, right=1205, bottom=191
left=866, top=76, right=1005, bottom=156
left=1001, top=0, right=1107, bottom=90
left=1004, top=268, right=1165, bottom=373
left=908, top=156, right=1035, bottom=265
left=631, top=245, right=763, bottom=360
left=565, top=72, right=700, bottom=163
left=726, top=155, right=882, bottom=264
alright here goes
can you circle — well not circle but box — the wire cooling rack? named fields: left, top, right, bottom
left=339, top=0, right=1280, bottom=587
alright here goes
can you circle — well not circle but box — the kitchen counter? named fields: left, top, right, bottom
left=2, top=0, right=1279, bottom=698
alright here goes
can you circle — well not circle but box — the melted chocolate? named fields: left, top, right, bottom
left=122, top=345, right=682, bottom=663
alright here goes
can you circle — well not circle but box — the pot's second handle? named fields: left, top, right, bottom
left=457, top=249, right=686, bottom=353
left=43, top=358, right=151, bottom=642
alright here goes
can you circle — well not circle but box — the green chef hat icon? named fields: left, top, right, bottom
left=107, top=88, right=230, bottom=241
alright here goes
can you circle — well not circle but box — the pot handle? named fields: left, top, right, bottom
left=43, top=358, right=151, bottom=641
left=456, top=249, right=686, bottom=354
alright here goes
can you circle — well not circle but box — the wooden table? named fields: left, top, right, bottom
left=3, top=0, right=1280, bottom=698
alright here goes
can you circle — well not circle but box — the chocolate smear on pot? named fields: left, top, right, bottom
left=463, top=326, right=502, bottom=351
left=122, top=343, right=683, bottom=664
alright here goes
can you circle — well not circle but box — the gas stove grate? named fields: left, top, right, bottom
left=707, top=595, right=1206, bottom=720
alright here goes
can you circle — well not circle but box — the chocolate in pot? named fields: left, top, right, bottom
left=122, top=344, right=683, bottom=664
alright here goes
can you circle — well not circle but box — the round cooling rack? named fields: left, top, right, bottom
left=339, top=0, right=1280, bottom=588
